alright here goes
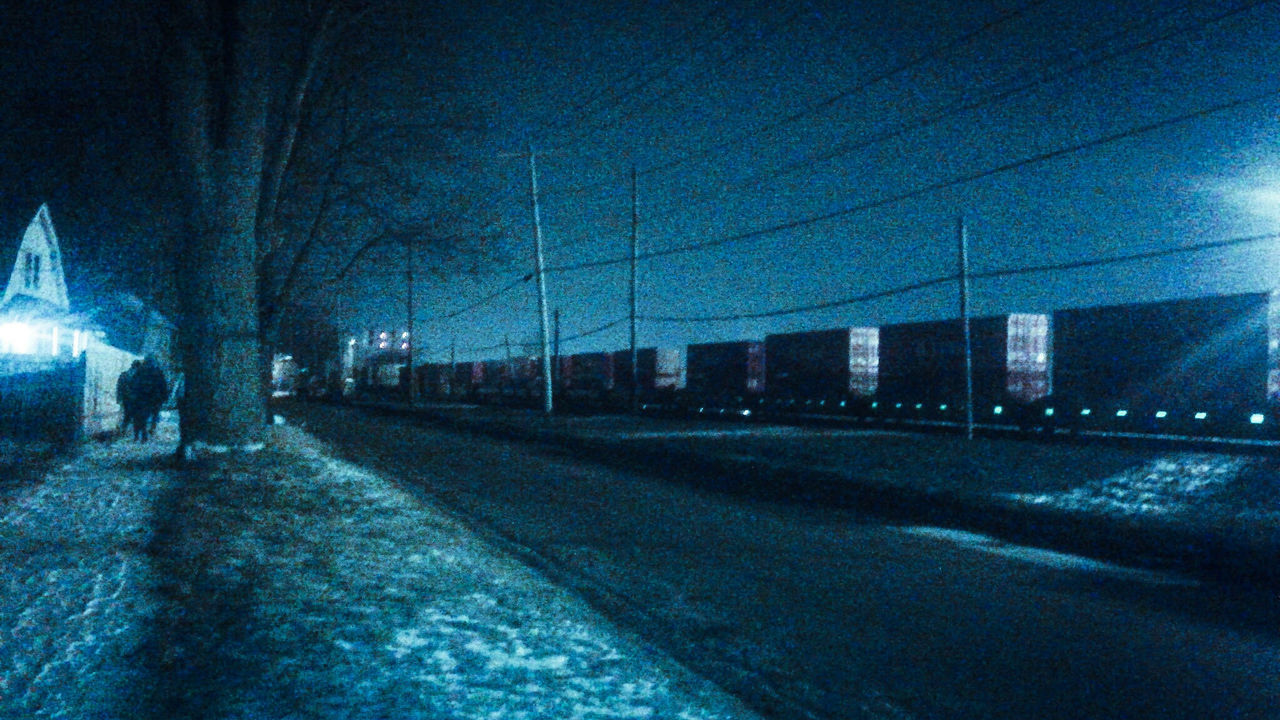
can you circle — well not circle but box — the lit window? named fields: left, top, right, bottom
left=1080, top=408, right=1092, bottom=416
left=1250, top=413, right=1265, bottom=425
left=993, top=405, right=1003, bottom=415
left=1194, top=412, right=1207, bottom=420
left=1044, top=407, right=1055, bottom=417
left=1155, top=411, right=1168, bottom=419
left=1116, top=410, right=1128, bottom=417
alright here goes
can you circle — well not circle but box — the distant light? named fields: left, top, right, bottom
left=839, top=400, right=847, bottom=407
left=401, top=331, right=410, bottom=339
left=1116, top=409, right=1128, bottom=417
left=1194, top=412, right=1208, bottom=420
left=1155, top=410, right=1168, bottom=419
left=871, top=401, right=878, bottom=409
left=895, top=402, right=903, bottom=409
left=914, top=403, right=923, bottom=410
left=1251, top=413, right=1266, bottom=425
left=379, top=332, right=388, bottom=340
left=741, top=409, right=752, bottom=417
left=1044, top=407, right=1055, bottom=417
left=379, top=342, right=388, bottom=349
left=1080, top=408, right=1092, bottom=416
left=400, top=343, right=409, bottom=350
left=348, top=337, right=356, bottom=346
left=993, top=405, right=1003, bottom=415
left=939, top=404, right=948, bottom=411
left=0, top=322, right=35, bottom=354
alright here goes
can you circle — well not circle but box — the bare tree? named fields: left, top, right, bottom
left=162, top=0, right=497, bottom=450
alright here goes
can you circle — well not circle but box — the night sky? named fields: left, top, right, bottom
left=3, top=1, right=1279, bottom=362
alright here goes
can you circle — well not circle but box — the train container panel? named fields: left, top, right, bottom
left=1052, top=292, right=1279, bottom=416
left=765, top=327, right=879, bottom=402
left=560, top=351, right=614, bottom=399
left=417, top=363, right=451, bottom=400
left=686, top=341, right=764, bottom=400
left=603, top=348, right=682, bottom=406
left=507, top=356, right=542, bottom=400
left=877, top=314, right=1050, bottom=410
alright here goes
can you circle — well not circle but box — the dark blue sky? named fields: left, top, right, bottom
left=347, top=0, right=1280, bottom=362
left=3, top=1, right=1278, bottom=362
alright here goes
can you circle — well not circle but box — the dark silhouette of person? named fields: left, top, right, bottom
left=116, top=360, right=142, bottom=438
left=133, top=356, right=169, bottom=442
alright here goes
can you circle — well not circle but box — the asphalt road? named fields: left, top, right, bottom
left=287, top=403, right=1280, bottom=720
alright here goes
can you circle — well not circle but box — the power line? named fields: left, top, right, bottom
left=544, top=86, right=1280, bottom=274
left=431, top=275, right=529, bottom=320
left=708, top=0, right=1268, bottom=201
left=641, top=275, right=956, bottom=323
left=973, top=230, right=1280, bottom=280
left=539, top=4, right=731, bottom=134
left=558, top=317, right=629, bottom=344
left=639, top=229, right=1280, bottom=323
left=638, top=0, right=1052, bottom=180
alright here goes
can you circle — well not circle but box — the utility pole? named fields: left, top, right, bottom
left=405, top=237, right=417, bottom=407
left=553, top=308, right=561, bottom=396
left=629, top=166, right=640, bottom=413
left=958, top=216, right=974, bottom=440
left=529, top=147, right=554, bottom=415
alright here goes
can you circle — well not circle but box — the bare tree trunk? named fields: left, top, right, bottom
left=169, top=0, right=272, bottom=450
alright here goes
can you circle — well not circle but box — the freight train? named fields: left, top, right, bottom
left=357, top=290, right=1280, bottom=439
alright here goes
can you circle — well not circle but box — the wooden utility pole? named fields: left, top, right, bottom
left=958, top=216, right=974, bottom=440
left=405, top=237, right=417, bottom=406
left=629, top=166, right=640, bottom=413
left=529, top=147, right=554, bottom=414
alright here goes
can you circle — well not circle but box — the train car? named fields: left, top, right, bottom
left=877, top=313, right=1050, bottom=424
left=426, top=362, right=454, bottom=400
left=558, top=351, right=615, bottom=408
left=764, top=327, right=879, bottom=412
left=1049, top=291, right=1280, bottom=436
left=609, top=347, right=685, bottom=405
left=505, top=355, right=543, bottom=404
left=684, top=340, right=764, bottom=409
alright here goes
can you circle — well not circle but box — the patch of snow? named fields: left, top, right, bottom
left=900, top=525, right=1199, bottom=586
left=999, top=453, right=1280, bottom=524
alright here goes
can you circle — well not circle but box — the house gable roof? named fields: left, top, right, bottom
left=1, top=203, right=70, bottom=314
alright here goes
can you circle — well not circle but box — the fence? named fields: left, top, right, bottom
left=0, top=357, right=86, bottom=443
left=0, top=343, right=140, bottom=443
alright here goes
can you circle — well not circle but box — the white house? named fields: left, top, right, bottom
left=0, top=204, right=138, bottom=439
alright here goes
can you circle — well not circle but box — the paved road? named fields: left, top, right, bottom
left=289, top=403, right=1280, bottom=720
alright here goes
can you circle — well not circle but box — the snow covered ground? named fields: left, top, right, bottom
left=0, top=414, right=759, bottom=719
left=1000, top=452, right=1280, bottom=526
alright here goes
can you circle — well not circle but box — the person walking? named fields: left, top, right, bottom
left=116, top=361, right=141, bottom=439
left=134, top=357, right=169, bottom=442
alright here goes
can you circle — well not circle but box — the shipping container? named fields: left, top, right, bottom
left=559, top=351, right=614, bottom=400
left=1052, top=292, right=1279, bottom=420
left=764, top=327, right=879, bottom=404
left=610, top=347, right=687, bottom=400
left=686, top=341, right=765, bottom=403
left=877, top=314, right=1050, bottom=413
